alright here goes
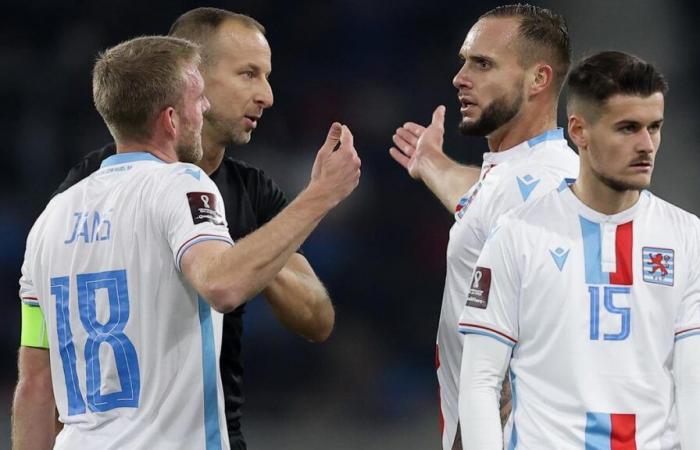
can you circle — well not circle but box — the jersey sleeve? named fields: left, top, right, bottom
left=252, top=168, right=289, bottom=226
left=458, top=218, right=521, bottom=347
left=481, top=168, right=565, bottom=236
left=19, top=224, right=49, bottom=348
left=52, top=145, right=116, bottom=196
left=156, top=164, right=234, bottom=271
left=675, top=216, right=700, bottom=342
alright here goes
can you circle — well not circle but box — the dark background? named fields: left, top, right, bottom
left=2, top=1, right=698, bottom=448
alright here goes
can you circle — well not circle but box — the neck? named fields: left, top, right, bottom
left=115, top=141, right=177, bottom=163
left=485, top=102, right=558, bottom=152
left=198, top=122, right=227, bottom=175
left=571, top=168, right=641, bottom=216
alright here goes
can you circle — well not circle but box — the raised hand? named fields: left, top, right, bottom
left=310, top=122, right=361, bottom=207
left=389, top=105, right=446, bottom=180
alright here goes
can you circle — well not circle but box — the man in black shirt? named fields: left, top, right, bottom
left=54, top=8, right=335, bottom=450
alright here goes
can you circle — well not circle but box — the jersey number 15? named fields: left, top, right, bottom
left=51, top=269, right=140, bottom=415
left=588, top=286, right=631, bottom=341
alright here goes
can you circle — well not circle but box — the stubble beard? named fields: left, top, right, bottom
left=205, top=109, right=251, bottom=147
left=175, top=129, right=204, bottom=164
left=458, top=87, right=524, bottom=138
left=591, top=165, right=649, bottom=192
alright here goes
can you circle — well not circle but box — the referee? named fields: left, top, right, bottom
left=54, top=8, right=334, bottom=449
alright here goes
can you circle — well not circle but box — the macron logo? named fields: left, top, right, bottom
left=517, top=174, right=540, bottom=201
left=549, top=247, right=570, bottom=271
left=182, top=168, right=201, bottom=180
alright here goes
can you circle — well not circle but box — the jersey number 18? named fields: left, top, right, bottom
left=51, top=269, right=140, bottom=415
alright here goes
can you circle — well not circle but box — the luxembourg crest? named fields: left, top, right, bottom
left=642, top=247, right=674, bottom=286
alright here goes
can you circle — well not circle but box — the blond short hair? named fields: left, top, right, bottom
left=92, top=35, right=201, bottom=141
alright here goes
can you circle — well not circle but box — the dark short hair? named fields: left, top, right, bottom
left=168, top=8, right=265, bottom=67
left=92, top=36, right=200, bottom=141
left=481, top=4, right=571, bottom=93
left=567, top=51, right=668, bottom=113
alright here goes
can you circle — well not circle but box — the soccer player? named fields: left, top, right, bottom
left=458, top=51, right=700, bottom=448
left=389, top=5, right=578, bottom=448
left=52, top=8, right=335, bottom=448
left=12, top=36, right=360, bottom=450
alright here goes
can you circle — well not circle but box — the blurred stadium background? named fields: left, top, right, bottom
left=2, top=0, right=698, bottom=448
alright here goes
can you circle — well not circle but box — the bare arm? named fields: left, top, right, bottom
left=390, top=106, right=480, bottom=212
left=264, top=253, right=334, bottom=342
left=182, top=123, right=360, bottom=313
left=12, top=346, right=56, bottom=450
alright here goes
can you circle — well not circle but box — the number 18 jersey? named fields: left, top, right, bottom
left=19, top=153, right=233, bottom=450
left=459, top=185, right=700, bottom=449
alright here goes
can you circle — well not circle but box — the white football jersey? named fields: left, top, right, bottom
left=437, top=129, right=579, bottom=449
left=459, top=185, right=700, bottom=449
left=19, top=152, right=233, bottom=450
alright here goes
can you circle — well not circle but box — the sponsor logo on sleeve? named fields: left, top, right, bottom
left=187, top=192, right=224, bottom=226
left=466, top=266, right=491, bottom=309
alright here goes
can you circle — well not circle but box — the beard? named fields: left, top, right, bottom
left=205, top=109, right=251, bottom=146
left=459, top=86, right=524, bottom=137
left=591, top=166, right=649, bottom=192
left=175, top=128, right=204, bottom=164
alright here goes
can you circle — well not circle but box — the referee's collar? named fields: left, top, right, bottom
left=100, top=151, right=166, bottom=168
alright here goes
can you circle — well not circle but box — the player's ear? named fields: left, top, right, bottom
left=155, top=106, right=178, bottom=139
left=567, top=113, right=588, bottom=152
left=528, top=63, right=553, bottom=97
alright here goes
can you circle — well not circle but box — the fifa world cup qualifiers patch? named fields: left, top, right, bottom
left=187, top=192, right=225, bottom=226
left=466, top=266, right=491, bottom=309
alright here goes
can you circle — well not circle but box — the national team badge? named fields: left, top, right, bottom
left=466, top=266, right=491, bottom=309
left=642, top=247, right=674, bottom=286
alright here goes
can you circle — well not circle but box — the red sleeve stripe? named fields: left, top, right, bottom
left=175, top=234, right=233, bottom=271
left=458, top=322, right=518, bottom=344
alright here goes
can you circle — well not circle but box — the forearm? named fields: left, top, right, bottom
left=674, top=337, right=700, bottom=448
left=200, top=184, right=333, bottom=311
left=12, top=347, right=56, bottom=450
left=420, top=152, right=480, bottom=212
left=459, top=334, right=511, bottom=450
left=264, top=254, right=334, bottom=342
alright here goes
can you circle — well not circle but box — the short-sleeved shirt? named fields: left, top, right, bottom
left=54, top=144, right=291, bottom=448
left=459, top=185, right=700, bottom=449
left=437, top=128, right=579, bottom=449
left=20, top=152, right=234, bottom=449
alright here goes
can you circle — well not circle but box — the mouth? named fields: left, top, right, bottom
left=243, top=115, right=261, bottom=129
left=629, top=161, right=653, bottom=172
left=459, top=96, right=478, bottom=115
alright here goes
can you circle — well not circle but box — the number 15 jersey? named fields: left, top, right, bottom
left=19, top=153, right=233, bottom=450
left=459, top=185, right=700, bottom=449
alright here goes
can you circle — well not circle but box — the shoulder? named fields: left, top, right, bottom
left=646, top=191, right=700, bottom=231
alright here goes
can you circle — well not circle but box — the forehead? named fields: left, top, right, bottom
left=460, top=17, right=521, bottom=58
left=599, top=93, right=665, bottom=122
left=209, top=20, right=271, bottom=68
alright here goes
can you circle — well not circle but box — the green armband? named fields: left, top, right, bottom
left=21, top=303, right=49, bottom=349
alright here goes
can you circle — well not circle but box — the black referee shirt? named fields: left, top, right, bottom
left=54, top=144, right=292, bottom=449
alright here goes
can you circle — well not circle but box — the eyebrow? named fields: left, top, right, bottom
left=613, top=118, right=664, bottom=126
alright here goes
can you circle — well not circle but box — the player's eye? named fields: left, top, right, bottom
left=474, top=58, right=490, bottom=70
left=648, top=123, right=662, bottom=133
left=241, top=70, right=255, bottom=79
left=618, top=124, right=638, bottom=133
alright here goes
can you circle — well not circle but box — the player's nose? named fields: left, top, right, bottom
left=453, top=63, right=474, bottom=90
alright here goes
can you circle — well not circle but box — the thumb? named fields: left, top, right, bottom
left=318, top=122, right=343, bottom=158
left=431, top=105, right=446, bottom=130
left=339, top=125, right=354, bottom=153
